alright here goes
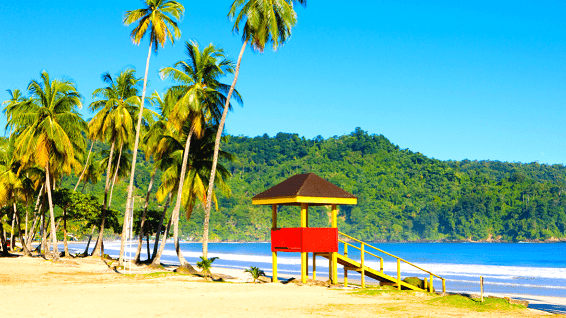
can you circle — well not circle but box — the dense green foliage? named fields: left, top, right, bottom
left=59, top=128, right=566, bottom=243
left=202, top=128, right=566, bottom=242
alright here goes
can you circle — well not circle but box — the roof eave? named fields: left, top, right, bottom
left=252, top=196, right=357, bottom=206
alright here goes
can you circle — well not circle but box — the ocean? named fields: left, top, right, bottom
left=68, top=241, right=566, bottom=298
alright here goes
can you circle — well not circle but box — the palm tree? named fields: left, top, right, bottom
left=159, top=40, right=240, bottom=268
left=121, top=0, right=184, bottom=266
left=200, top=0, right=307, bottom=258
left=7, top=71, right=86, bottom=261
left=88, top=69, right=142, bottom=257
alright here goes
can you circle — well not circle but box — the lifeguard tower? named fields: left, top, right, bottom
left=252, top=173, right=446, bottom=292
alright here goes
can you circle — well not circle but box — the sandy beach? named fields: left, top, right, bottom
left=1, top=255, right=564, bottom=318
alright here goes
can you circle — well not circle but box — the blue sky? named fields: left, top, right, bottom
left=1, top=1, right=566, bottom=164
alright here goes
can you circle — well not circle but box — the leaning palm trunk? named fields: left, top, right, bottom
left=171, top=127, right=196, bottom=269
left=121, top=41, right=153, bottom=266
left=92, top=140, right=115, bottom=257
left=45, top=163, right=59, bottom=261
left=74, top=141, right=94, bottom=191
left=10, top=208, right=16, bottom=251
left=83, top=225, right=96, bottom=256
left=134, top=168, right=156, bottom=264
left=108, top=143, right=124, bottom=207
left=63, top=208, right=69, bottom=257
left=151, top=193, right=172, bottom=263
left=202, top=40, right=247, bottom=258
left=14, top=212, right=30, bottom=256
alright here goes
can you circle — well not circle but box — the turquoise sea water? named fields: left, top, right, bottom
left=69, top=241, right=566, bottom=298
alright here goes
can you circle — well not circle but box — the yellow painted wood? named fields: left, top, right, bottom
left=272, top=252, right=278, bottom=283
left=380, top=257, right=384, bottom=273
left=328, top=252, right=332, bottom=282
left=312, top=253, right=316, bottom=280
left=397, top=258, right=401, bottom=290
left=300, top=203, right=307, bottom=228
left=332, top=252, right=338, bottom=284
left=361, top=243, right=365, bottom=288
left=271, top=204, right=277, bottom=228
left=331, top=204, right=337, bottom=228
left=301, top=252, right=307, bottom=283
left=442, top=278, right=446, bottom=293
left=252, top=196, right=357, bottom=206
left=430, top=274, right=434, bottom=292
left=344, top=243, right=348, bottom=287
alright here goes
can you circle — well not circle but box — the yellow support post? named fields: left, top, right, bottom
left=312, top=253, right=316, bottom=280
left=442, top=279, right=446, bottom=293
left=429, top=274, right=434, bottom=293
left=331, top=204, right=338, bottom=284
left=301, top=252, right=307, bottom=283
left=331, top=204, right=337, bottom=228
left=397, top=258, right=401, bottom=290
left=361, top=243, right=365, bottom=288
left=380, top=257, right=384, bottom=273
left=328, top=252, right=333, bottom=283
left=343, top=244, right=348, bottom=287
left=301, top=203, right=307, bottom=283
left=272, top=252, right=278, bottom=283
left=272, top=205, right=278, bottom=283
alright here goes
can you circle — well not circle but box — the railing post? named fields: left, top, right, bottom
left=380, top=257, right=384, bottom=273
left=442, top=278, right=446, bottom=293
left=361, top=243, right=365, bottom=288
left=397, top=258, right=401, bottom=290
left=271, top=204, right=278, bottom=283
left=344, top=244, right=348, bottom=287
left=429, top=274, right=434, bottom=293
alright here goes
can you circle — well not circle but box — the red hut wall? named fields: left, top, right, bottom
left=271, top=228, right=338, bottom=253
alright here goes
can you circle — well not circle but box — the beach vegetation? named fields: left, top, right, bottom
left=427, top=294, right=526, bottom=311
left=196, top=256, right=219, bottom=280
left=244, top=266, right=266, bottom=283
left=199, top=0, right=308, bottom=259
left=121, top=0, right=185, bottom=267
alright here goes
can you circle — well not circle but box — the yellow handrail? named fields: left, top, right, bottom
left=338, top=231, right=446, bottom=292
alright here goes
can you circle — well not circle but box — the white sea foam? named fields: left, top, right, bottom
left=100, top=243, right=566, bottom=282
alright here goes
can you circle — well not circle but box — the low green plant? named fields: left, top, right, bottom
left=428, top=295, right=525, bottom=312
left=196, top=256, right=219, bottom=280
left=244, top=266, right=265, bottom=283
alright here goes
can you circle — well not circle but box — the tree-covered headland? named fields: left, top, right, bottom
left=202, top=128, right=566, bottom=243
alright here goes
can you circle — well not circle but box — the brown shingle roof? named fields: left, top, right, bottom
left=252, top=173, right=357, bottom=204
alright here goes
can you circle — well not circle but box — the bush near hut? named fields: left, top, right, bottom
left=402, top=277, right=435, bottom=292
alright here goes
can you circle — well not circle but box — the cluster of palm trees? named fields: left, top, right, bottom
left=0, top=0, right=306, bottom=268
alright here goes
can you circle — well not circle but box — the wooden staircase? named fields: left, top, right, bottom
left=317, top=232, right=446, bottom=292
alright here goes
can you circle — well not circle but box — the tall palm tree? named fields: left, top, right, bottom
left=88, top=69, right=142, bottom=257
left=121, top=0, right=184, bottom=266
left=7, top=71, right=86, bottom=261
left=200, top=0, right=307, bottom=258
left=159, top=41, right=240, bottom=267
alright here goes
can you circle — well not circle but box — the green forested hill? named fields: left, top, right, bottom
left=197, top=128, right=566, bottom=242
left=58, top=128, right=566, bottom=242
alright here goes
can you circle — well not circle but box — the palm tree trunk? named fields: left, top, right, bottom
left=63, top=208, right=69, bottom=257
left=0, top=220, right=8, bottom=256
left=151, top=193, right=172, bottom=266
left=172, top=126, right=195, bottom=268
left=134, top=167, right=156, bottom=264
left=151, top=193, right=171, bottom=262
left=10, top=208, right=16, bottom=252
left=93, top=139, right=115, bottom=257
left=45, top=163, right=59, bottom=261
left=121, top=40, right=153, bottom=265
left=40, top=202, right=46, bottom=256
left=14, top=210, right=30, bottom=256
left=145, top=233, right=150, bottom=261
left=108, top=142, right=123, bottom=207
left=83, top=225, right=96, bottom=256
left=202, top=40, right=247, bottom=258
left=74, top=140, right=94, bottom=191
